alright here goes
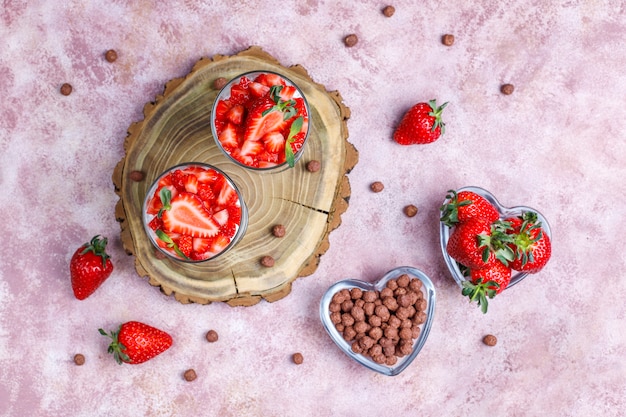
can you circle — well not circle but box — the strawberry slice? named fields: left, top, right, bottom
left=213, top=99, right=232, bottom=124
left=262, top=131, right=285, bottom=153
left=248, top=82, right=270, bottom=98
left=277, top=85, right=297, bottom=101
left=196, top=182, right=215, bottom=204
left=238, top=76, right=251, bottom=89
left=146, top=193, right=162, bottom=215
left=227, top=205, right=241, bottom=225
left=170, top=170, right=188, bottom=193
left=192, top=237, right=212, bottom=254
left=213, top=208, right=230, bottom=226
left=209, top=234, right=231, bottom=253
left=229, top=83, right=249, bottom=105
left=218, top=123, right=240, bottom=151
left=148, top=216, right=163, bottom=231
left=257, top=151, right=279, bottom=163
left=176, top=235, right=193, bottom=258
left=195, top=168, right=221, bottom=184
left=184, top=174, right=198, bottom=194
left=226, top=104, right=245, bottom=125
left=161, top=192, right=220, bottom=238
left=240, top=139, right=263, bottom=156
left=214, top=178, right=239, bottom=208
left=255, top=73, right=285, bottom=87
left=243, top=96, right=290, bottom=143
left=258, top=161, right=279, bottom=169
left=229, top=149, right=256, bottom=167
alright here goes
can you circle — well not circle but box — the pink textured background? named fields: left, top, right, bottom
left=1, top=1, right=625, bottom=416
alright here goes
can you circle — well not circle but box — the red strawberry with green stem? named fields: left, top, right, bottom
left=393, top=99, right=448, bottom=145
left=99, top=321, right=172, bottom=365
left=462, top=259, right=512, bottom=314
left=70, top=235, right=114, bottom=300
left=446, top=217, right=515, bottom=269
left=506, top=211, right=552, bottom=273
left=440, top=189, right=500, bottom=226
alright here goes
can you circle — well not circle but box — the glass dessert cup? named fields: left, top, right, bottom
left=211, top=70, right=311, bottom=173
left=142, top=162, right=248, bottom=263
left=319, top=266, right=436, bottom=376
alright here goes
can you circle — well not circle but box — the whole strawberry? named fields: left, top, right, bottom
left=462, top=259, right=512, bottom=314
left=393, top=99, right=448, bottom=145
left=99, top=321, right=173, bottom=365
left=506, top=211, right=552, bottom=273
left=446, top=217, right=515, bottom=269
left=440, top=189, right=500, bottom=227
left=70, top=235, right=114, bottom=300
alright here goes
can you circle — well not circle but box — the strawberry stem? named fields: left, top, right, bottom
left=80, top=235, right=110, bottom=268
left=512, top=211, right=543, bottom=266
left=428, top=99, right=448, bottom=135
left=439, top=189, right=471, bottom=227
left=461, top=278, right=499, bottom=314
left=99, top=327, right=130, bottom=365
left=157, top=188, right=172, bottom=218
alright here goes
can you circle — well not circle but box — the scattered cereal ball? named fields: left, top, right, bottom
left=272, top=224, right=286, bottom=238
left=344, top=34, right=358, bottom=47
left=306, top=160, right=321, bottom=172
left=60, top=83, right=73, bottom=96
left=183, top=369, right=197, bottom=381
left=73, top=353, right=85, bottom=366
left=382, top=5, right=395, bottom=17
left=483, top=334, right=498, bottom=346
left=370, top=181, right=384, bottom=193
left=500, top=84, right=515, bottom=95
left=213, top=77, right=227, bottom=90
left=260, top=255, right=275, bottom=267
left=105, top=49, right=118, bottom=62
left=292, top=352, right=304, bottom=365
left=404, top=204, right=418, bottom=217
left=442, top=34, right=455, bottom=46
left=206, top=329, right=219, bottom=343
left=129, top=170, right=144, bottom=182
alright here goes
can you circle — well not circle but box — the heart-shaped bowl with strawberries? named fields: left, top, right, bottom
left=439, top=186, right=552, bottom=290
left=320, top=266, right=436, bottom=376
left=211, top=70, right=311, bottom=173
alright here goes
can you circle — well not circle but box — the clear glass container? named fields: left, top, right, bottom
left=211, top=70, right=311, bottom=173
left=142, top=162, right=248, bottom=263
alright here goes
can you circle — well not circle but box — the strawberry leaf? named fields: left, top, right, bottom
left=263, top=86, right=297, bottom=120
left=155, top=229, right=190, bottom=260
left=285, top=116, right=304, bottom=168
left=462, top=278, right=499, bottom=314
left=99, top=327, right=131, bottom=365
left=157, top=188, right=172, bottom=218
left=80, top=235, right=111, bottom=268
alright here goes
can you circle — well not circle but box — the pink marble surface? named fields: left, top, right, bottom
left=1, top=1, right=625, bottom=416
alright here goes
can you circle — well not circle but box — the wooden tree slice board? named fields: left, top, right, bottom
left=112, top=46, right=358, bottom=306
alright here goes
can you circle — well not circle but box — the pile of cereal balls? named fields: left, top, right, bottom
left=328, top=274, right=428, bottom=366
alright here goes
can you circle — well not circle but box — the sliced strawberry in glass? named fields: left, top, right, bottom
left=161, top=192, right=220, bottom=238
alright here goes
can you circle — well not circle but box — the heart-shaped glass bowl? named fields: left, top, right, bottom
left=439, top=186, right=552, bottom=290
left=319, top=266, right=436, bottom=376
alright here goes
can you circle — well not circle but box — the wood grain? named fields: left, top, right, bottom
left=112, top=46, right=357, bottom=306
